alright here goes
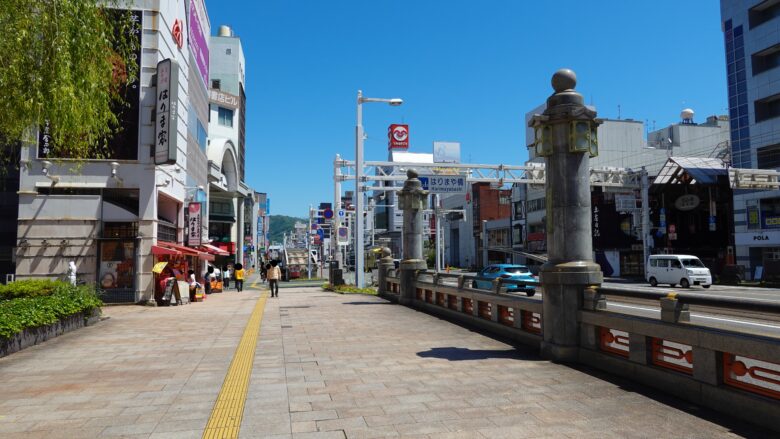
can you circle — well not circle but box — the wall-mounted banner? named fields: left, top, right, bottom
left=155, top=59, right=179, bottom=165
left=188, top=0, right=210, bottom=88
left=188, top=202, right=202, bottom=246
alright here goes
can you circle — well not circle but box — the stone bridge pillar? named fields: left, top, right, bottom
left=397, top=169, right=428, bottom=305
left=529, top=69, right=603, bottom=362
left=376, top=247, right=394, bottom=296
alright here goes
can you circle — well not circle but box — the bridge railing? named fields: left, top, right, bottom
left=379, top=266, right=780, bottom=431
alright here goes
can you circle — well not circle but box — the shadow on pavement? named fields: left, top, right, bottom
left=569, top=363, right=773, bottom=437
left=416, top=346, right=543, bottom=362
left=343, top=301, right=392, bottom=305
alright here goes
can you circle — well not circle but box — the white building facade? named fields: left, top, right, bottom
left=15, top=1, right=214, bottom=302
left=721, top=0, right=780, bottom=279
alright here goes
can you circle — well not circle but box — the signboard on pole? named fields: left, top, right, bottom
left=419, top=175, right=467, bottom=194
left=187, top=203, right=202, bottom=246
left=388, top=124, right=409, bottom=150
left=337, top=226, right=350, bottom=246
left=155, top=59, right=179, bottom=165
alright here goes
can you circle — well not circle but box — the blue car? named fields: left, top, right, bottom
left=472, top=264, right=536, bottom=296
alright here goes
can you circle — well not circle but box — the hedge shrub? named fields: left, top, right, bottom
left=0, top=279, right=62, bottom=300
left=0, top=283, right=102, bottom=339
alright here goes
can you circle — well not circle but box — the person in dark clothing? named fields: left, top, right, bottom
left=204, top=266, right=214, bottom=294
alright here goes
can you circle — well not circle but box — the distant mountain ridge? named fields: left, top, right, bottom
left=268, top=215, right=306, bottom=244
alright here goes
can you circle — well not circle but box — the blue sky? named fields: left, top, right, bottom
left=207, top=1, right=727, bottom=217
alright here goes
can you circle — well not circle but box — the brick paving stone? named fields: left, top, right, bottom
left=1, top=284, right=775, bottom=438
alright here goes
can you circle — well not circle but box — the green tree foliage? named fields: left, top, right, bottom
left=268, top=215, right=307, bottom=244
left=0, top=0, right=138, bottom=161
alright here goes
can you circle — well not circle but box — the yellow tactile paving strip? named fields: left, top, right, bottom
left=202, top=292, right=268, bottom=439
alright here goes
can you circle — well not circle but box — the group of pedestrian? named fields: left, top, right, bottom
left=196, top=263, right=245, bottom=294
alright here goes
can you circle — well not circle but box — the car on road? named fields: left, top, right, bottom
left=646, top=254, right=712, bottom=289
left=472, top=264, right=536, bottom=296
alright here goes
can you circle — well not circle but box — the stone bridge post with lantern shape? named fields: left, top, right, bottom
left=397, top=169, right=428, bottom=306
left=529, top=69, right=603, bottom=362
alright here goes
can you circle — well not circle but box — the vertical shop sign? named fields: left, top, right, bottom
left=155, top=59, right=179, bottom=165
left=188, top=203, right=202, bottom=246
left=592, top=206, right=600, bottom=238
left=188, top=0, right=210, bottom=87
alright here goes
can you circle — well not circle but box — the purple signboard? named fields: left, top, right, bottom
left=188, top=0, right=209, bottom=87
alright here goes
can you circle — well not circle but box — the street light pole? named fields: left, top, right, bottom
left=355, top=90, right=403, bottom=288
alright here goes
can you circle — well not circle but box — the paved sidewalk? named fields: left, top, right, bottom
left=0, top=283, right=770, bottom=438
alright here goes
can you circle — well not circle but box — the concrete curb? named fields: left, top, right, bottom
left=0, top=308, right=101, bottom=358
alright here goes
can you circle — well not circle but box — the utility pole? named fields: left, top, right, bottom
left=307, top=205, right=313, bottom=279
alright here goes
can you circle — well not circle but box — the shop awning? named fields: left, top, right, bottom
left=157, top=241, right=215, bottom=261
left=151, top=245, right=179, bottom=256
left=654, top=157, right=727, bottom=185
left=200, top=243, right=229, bottom=256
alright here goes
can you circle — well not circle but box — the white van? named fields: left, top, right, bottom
left=646, top=255, right=712, bottom=289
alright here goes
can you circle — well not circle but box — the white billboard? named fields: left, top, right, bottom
left=433, top=141, right=461, bottom=164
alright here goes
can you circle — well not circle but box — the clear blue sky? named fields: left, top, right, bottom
left=207, top=0, right=726, bottom=217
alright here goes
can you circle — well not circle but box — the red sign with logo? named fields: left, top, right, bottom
left=388, top=124, right=409, bottom=150
left=172, top=19, right=184, bottom=49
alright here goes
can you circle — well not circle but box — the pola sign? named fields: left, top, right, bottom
left=388, top=124, right=409, bottom=150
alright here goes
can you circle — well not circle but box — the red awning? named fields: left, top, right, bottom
left=157, top=241, right=215, bottom=261
left=200, top=243, right=229, bottom=256
left=151, top=245, right=179, bottom=256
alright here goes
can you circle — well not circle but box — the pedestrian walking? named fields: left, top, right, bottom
left=188, top=269, right=201, bottom=302
left=204, top=266, right=213, bottom=294
left=268, top=260, right=281, bottom=297
left=261, top=263, right=268, bottom=283
left=234, top=263, right=245, bottom=292
left=224, top=265, right=231, bottom=289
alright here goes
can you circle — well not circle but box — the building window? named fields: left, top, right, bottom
left=755, top=93, right=780, bottom=122
left=527, top=198, right=546, bottom=213
left=750, top=0, right=780, bottom=29
left=757, top=143, right=780, bottom=169
left=218, top=107, right=234, bottom=127
left=752, top=43, right=780, bottom=75
left=226, top=48, right=232, bottom=55
left=725, top=22, right=751, bottom=168
left=157, top=223, right=177, bottom=242
left=211, top=79, right=221, bottom=90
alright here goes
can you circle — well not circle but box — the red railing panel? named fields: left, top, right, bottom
left=447, top=295, right=458, bottom=310
left=416, top=288, right=423, bottom=300
left=435, top=292, right=445, bottom=306
left=463, top=298, right=474, bottom=315
left=651, top=338, right=693, bottom=374
left=724, top=353, right=780, bottom=400
left=600, top=327, right=629, bottom=358
left=498, top=305, right=514, bottom=326
left=425, top=289, right=433, bottom=303
left=478, top=301, right=491, bottom=320
left=521, top=310, right=541, bottom=335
